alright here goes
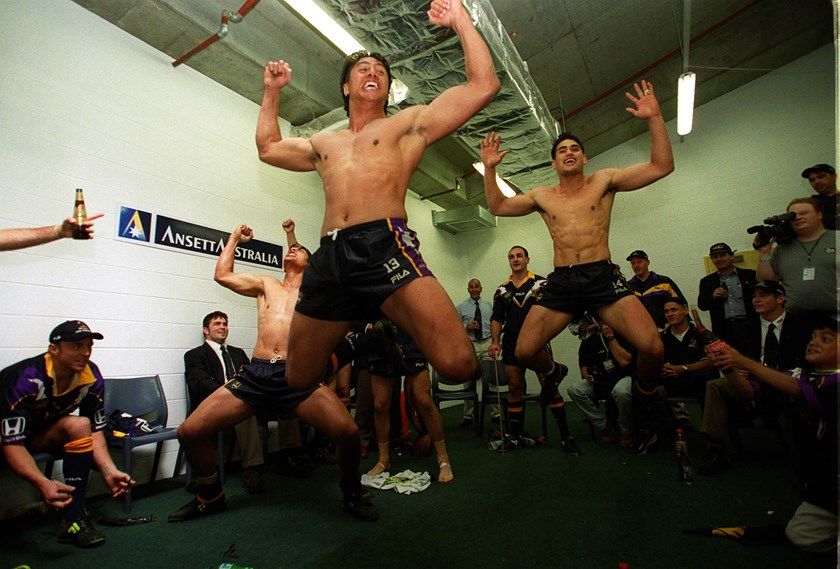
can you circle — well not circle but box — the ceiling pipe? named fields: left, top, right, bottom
left=172, top=0, right=261, bottom=67
left=564, top=0, right=762, bottom=120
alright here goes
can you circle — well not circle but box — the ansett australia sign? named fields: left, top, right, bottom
left=116, top=206, right=283, bottom=270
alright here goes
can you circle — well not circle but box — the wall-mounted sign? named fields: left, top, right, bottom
left=116, top=206, right=283, bottom=270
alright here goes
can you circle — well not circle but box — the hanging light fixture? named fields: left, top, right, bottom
left=676, top=0, right=695, bottom=136
left=281, top=0, right=408, bottom=105
left=473, top=162, right=517, bottom=197
left=677, top=72, right=696, bottom=136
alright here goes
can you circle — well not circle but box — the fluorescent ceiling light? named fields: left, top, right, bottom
left=473, top=162, right=517, bottom=198
left=283, top=0, right=364, bottom=54
left=282, top=0, right=408, bottom=105
left=677, top=72, right=696, bottom=136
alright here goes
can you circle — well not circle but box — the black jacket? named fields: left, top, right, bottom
left=697, top=267, right=757, bottom=337
left=729, top=311, right=811, bottom=372
left=184, top=342, right=249, bottom=410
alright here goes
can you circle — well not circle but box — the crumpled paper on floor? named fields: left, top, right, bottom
left=361, top=469, right=432, bottom=494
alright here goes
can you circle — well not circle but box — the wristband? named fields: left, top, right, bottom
left=759, top=256, right=771, bottom=262
left=54, top=224, right=63, bottom=238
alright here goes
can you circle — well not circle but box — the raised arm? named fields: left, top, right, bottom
left=214, top=224, right=265, bottom=298
left=0, top=213, right=104, bottom=251
left=282, top=218, right=298, bottom=249
left=755, top=242, right=780, bottom=282
left=480, top=131, right=539, bottom=217
left=608, top=81, right=674, bottom=193
left=256, top=60, right=318, bottom=172
left=414, top=0, right=500, bottom=145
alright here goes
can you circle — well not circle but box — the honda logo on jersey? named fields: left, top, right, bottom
left=1, top=416, right=25, bottom=438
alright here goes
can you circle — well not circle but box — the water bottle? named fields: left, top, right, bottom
left=206, top=564, right=254, bottom=569
left=675, top=428, right=694, bottom=485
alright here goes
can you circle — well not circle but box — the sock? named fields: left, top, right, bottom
left=545, top=361, right=556, bottom=377
left=62, top=436, right=94, bottom=522
left=340, top=473, right=362, bottom=496
left=549, top=398, right=571, bottom=438
left=507, top=400, right=525, bottom=440
left=195, top=472, right=223, bottom=502
left=325, top=337, right=355, bottom=379
left=632, top=381, right=662, bottom=436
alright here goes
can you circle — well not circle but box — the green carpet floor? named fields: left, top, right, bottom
left=1, top=404, right=835, bottom=569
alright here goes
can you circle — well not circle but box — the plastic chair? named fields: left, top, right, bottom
left=431, top=367, right=481, bottom=436
left=103, top=375, right=180, bottom=512
left=479, top=358, right=547, bottom=440
left=0, top=450, right=56, bottom=478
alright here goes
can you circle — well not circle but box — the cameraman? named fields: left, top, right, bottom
left=802, top=163, right=837, bottom=230
left=756, top=197, right=836, bottom=316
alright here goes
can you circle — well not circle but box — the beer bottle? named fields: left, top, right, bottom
left=72, top=188, right=89, bottom=240
left=675, top=428, right=694, bottom=485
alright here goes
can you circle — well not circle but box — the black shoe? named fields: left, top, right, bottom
left=309, top=444, right=337, bottom=464
left=168, top=495, right=226, bottom=522
left=560, top=435, right=582, bottom=457
left=344, top=490, right=379, bottom=522
left=630, top=432, right=658, bottom=456
left=491, top=436, right=534, bottom=452
left=459, top=417, right=474, bottom=428
left=698, top=446, right=731, bottom=476
left=57, top=511, right=105, bottom=548
left=242, top=467, right=265, bottom=493
left=540, top=363, right=569, bottom=406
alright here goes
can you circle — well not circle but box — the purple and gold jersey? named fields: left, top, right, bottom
left=1, top=353, right=106, bottom=445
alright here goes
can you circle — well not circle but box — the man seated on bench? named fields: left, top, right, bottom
left=0, top=320, right=133, bottom=548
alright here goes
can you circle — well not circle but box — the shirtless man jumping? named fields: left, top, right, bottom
left=481, top=80, right=675, bottom=454
left=169, top=219, right=376, bottom=523
left=256, top=0, right=499, bottom=392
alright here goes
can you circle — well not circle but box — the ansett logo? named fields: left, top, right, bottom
left=119, top=207, right=152, bottom=242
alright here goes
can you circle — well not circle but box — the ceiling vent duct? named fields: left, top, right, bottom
left=431, top=205, right=496, bottom=234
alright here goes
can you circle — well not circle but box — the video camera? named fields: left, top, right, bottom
left=747, top=212, right=796, bottom=249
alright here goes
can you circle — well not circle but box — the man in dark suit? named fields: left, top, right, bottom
left=184, top=311, right=265, bottom=493
left=697, top=242, right=757, bottom=343
left=698, top=281, right=811, bottom=475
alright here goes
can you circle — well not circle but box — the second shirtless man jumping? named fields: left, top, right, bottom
left=481, top=80, right=675, bottom=454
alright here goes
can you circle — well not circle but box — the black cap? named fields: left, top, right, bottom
left=49, top=320, right=104, bottom=344
left=753, top=280, right=786, bottom=296
left=625, top=250, right=648, bottom=261
left=801, top=164, right=835, bottom=178
left=709, top=243, right=733, bottom=255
